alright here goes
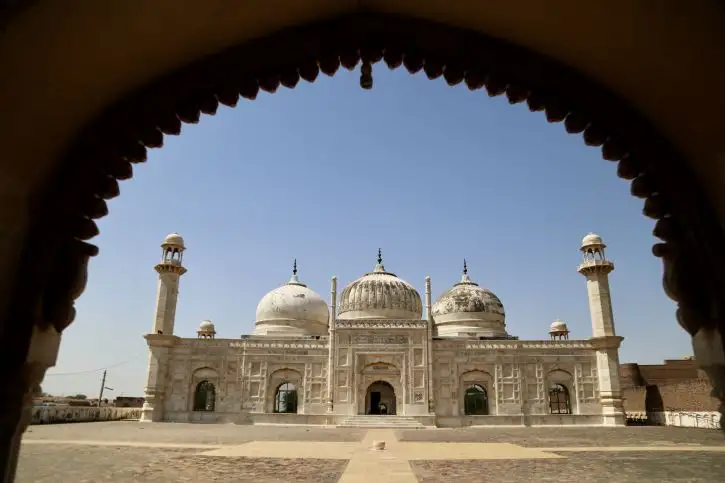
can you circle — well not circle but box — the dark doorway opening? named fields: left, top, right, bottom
left=365, top=380, right=396, bottom=415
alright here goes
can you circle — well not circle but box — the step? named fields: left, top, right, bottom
left=337, top=416, right=427, bottom=429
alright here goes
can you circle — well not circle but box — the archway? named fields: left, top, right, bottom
left=464, top=384, right=489, bottom=416
left=365, top=381, right=396, bottom=415
left=193, top=381, right=216, bottom=412
left=548, top=383, right=572, bottom=415
left=2, top=9, right=725, bottom=482
left=273, top=382, right=298, bottom=414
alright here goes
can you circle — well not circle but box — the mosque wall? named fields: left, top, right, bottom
left=239, top=338, right=329, bottom=416
left=432, top=339, right=603, bottom=426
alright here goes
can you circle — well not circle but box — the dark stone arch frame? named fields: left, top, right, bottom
left=3, top=11, right=724, bottom=452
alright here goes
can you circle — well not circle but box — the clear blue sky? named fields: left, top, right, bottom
left=42, top=67, right=689, bottom=398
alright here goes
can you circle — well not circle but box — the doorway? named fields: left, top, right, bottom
left=365, top=381, right=396, bottom=415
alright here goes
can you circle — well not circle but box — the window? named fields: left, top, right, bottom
left=274, top=382, right=298, bottom=414
left=193, top=381, right=216, bottom=411
left=464, top=384, right=489, bottom=415
left=548, top=383, right=571, bottom=414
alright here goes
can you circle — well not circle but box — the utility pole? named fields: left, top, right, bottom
left=97, top=370, right=107, bottom=408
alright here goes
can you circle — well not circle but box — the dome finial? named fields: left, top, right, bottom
left=377, top=248, right=383, bottom=265
left=288, top=259, right=303, bottom=286
left=463, top=259, right=468, bottom=275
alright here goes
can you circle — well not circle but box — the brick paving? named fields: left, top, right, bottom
left=16, top=422, right=725, bottom=482
left=398, top=426, right=725, bottom=447
left=411, top=451, right=725, bottom=483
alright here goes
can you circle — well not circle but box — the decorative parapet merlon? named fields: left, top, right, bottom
left=335, top=319, right=428, bottom=329
left=229, top=340, right=330, bottom=350
left=434, top=339, right=596, bottom=350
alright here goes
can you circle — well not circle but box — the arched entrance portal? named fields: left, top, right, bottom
left=463, top=384, right=489, bottom=416
left=365, top=381, right=396, bottom=415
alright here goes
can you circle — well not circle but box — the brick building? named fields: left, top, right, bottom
left=620, top=357, right=719, bottom=413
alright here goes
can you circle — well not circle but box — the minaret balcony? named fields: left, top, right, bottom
left=577, top=259, right=615, bottom=272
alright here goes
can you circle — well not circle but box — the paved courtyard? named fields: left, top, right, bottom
left=18, top=422, right=725, bottom=482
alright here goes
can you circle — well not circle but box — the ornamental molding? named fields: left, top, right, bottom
left=335, top=319, right=428, bottom=329
left=229, top=341, right=329, bottom=350
left=432, top=340, right=595, bottom=351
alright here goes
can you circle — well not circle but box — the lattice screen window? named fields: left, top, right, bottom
left=524, top=364, right=541, bottom=402
left=577, top=362, right=599, bottom=403
left=310, top=383, right=323, bottom=401
left=496, top=363, right=521, bottom=404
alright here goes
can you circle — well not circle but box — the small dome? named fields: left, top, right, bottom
left=581, top=232, right=604, bottom=249
left=162, top=232, right=185, bottom=248
left=199, top=320, right=215, bottom=330
left=432, top=261, right=507, bottom=338
left=254, top=261, right=329, bottom=337
left=338, top=251, right=423, bottom=320
left=549, top=319, right=569, bottom=333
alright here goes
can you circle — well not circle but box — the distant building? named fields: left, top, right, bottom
left=114, top=397, right=145, bottom=408
left=141, top=232, right=626, bottom=427
left=620, top=358, right=718, bottom=413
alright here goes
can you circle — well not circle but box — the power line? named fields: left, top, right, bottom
left=44, top=356, right=146, bottom=377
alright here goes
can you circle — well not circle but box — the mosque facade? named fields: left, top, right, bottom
left=141, top=233, right=626, bottom=427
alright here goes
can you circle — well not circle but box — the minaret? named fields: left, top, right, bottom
left=578, top=233, right=615, bottom=337
left=577, top=233, right=625, bottom=426
left=141, top=232, right=187, bottom=422
left=151, top=233, right=187, bottom=335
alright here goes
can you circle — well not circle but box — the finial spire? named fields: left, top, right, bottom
left=292, top=258, right=297, bottom=276
left=377, top=248, right=383, bottom=265
left=463, top=259, right=468, bottom=275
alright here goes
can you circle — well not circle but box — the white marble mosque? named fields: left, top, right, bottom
left=141, top=233, right=626, bottom=427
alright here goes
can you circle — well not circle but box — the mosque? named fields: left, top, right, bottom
left=141, top=233, right=625, bottom=427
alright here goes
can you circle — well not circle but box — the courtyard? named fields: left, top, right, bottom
left=17, top=422, right=725, bottom=482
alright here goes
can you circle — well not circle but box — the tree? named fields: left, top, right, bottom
left=71, top=394, right=87, bottom=400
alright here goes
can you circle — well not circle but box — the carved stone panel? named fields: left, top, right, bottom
left=413, top=348, right=423, bottom=366
left=352, top=334, right=408, bottom=345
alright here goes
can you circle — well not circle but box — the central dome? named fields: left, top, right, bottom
left=338, top=251, right=422, bottom=320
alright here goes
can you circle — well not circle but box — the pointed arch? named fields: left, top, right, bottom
left=193, top=380, right=216, bottom=412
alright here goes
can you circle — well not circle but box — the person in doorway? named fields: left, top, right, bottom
left=378, top=402, right=387, bottom=415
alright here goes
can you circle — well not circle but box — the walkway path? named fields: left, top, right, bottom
left=17, top=422, right=725, bottom=482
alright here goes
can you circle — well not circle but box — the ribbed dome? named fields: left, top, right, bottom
left=432, top=262, right=507, bottom=338
left=338, top=251, right=422, bottom=320
left=254, top=262, right=329, bottom=337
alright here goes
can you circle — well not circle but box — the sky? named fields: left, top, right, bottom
left=41, top=66, right=691, bottom=398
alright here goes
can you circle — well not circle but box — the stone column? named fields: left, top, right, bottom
left=140, top=335, right=175, bottom=422
left=326, top=277, right=336, bottom=413
left=691, top=326, right=725, bottom=430
left=425, top=276, right=435, bottom=414
left=591, top=336, right=626, bottom=426
left=1, top=325, right=61, bottom=483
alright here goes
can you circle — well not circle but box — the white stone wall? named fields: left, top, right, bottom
left=628, top=411, right=722, bottom=430
left=31, top=406, right=141, bottom=425
left=432, top=339, right=603, bottom=421
left=148, top=328, right=617, bottom=426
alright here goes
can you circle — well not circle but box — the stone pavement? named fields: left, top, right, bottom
left=17, top=422, right=725, bottom=482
